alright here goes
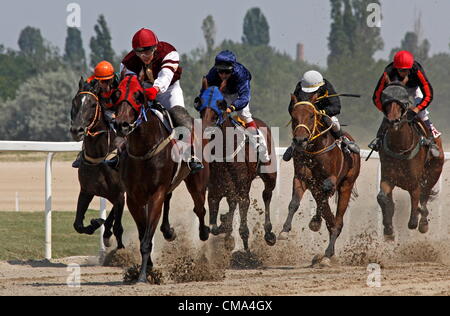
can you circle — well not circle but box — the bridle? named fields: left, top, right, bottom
left=292, top=101, right=333, bottom=142
left=78, top=91, right=107, bottom=137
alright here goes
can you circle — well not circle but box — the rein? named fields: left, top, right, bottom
left=78, top=91, right=107, bottom=137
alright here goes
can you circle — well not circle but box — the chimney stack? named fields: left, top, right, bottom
left=296, top=43, right=304, bottom=62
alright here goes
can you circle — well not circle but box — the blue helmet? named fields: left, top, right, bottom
left=214, top=50, right=237, bottom=71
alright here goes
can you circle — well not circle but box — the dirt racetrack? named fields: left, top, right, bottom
left=0, top=159, right=450, bottom=296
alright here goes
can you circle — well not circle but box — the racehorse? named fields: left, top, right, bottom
left=114, top=75, right=209, bottom=283
left=287, top=95, right=360, bottom=264
left=377, top=83, right=444, bottom=239
left=195, top=81, right=277, bottom=251
left=69, top=78, right=125, bottom=249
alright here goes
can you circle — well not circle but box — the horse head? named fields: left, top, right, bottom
left=113, top=75, right=146, bottom=137
left=289, top=94, right=326, bottom=151
left=70, top=77, right=102, bottom=141
left=381, top=82, right=410, bottom=128
left=194, top=78, right=228, bottom=128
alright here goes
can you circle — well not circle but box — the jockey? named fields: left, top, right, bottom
left=87, top=61, right=120, bottom=106
left=72, top=60, right=119, bottom=168
left=120, top=28, right=203, bottom=173
left=203, top=50, right=270, bottom=162
left=283, top=70, right=360, bottom=162
left=369, top=50, right=440, bottom=157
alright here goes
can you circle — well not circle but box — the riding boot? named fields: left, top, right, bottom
left=282, top=146, right=294, bottom=162
left=368, top=119, right=388, bottom=152
left=333, top=128, right=360, bottom=154
left=169, top=106, right=204, bottom=173
left=72, top=152, right=82, bottom=168
left=423, top=119, right=441, bottom=158
left=104, top=155, right=120, bottom=170
left=245, top=122, right=270, bottom=163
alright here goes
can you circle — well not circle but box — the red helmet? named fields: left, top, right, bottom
left=393, top=50, right=414, bottom=69
left=132, top=28, right=159, bottom=51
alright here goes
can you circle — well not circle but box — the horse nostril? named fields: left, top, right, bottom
left=121, top=122, right=130, bottom=129
left=77, top=127, right=84, bottom=134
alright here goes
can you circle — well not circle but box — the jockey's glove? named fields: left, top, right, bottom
left=226, top=105, right=236, bottom=114
left=145, top=87, right=159, bottom=101
left=406, top=108, right=417, bottom=122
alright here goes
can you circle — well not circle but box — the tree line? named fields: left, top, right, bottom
left=1, top=2, right=449, bottom=145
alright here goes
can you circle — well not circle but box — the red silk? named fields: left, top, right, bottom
left=116, top=75, right=144, bottom=112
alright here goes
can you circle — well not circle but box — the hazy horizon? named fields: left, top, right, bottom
left=1, top=0, right=449, bottom=67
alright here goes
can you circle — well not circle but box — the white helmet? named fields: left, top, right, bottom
left=301, top=70, right=324, bottom=93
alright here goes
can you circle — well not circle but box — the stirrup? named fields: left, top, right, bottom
left=188, top=157, right=204, bottom=174
left=342, top=137, right=360, bottom=154
left=368, top=137, right=381, bottom=152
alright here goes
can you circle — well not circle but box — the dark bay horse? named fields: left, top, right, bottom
left=378, top=83, right=444, bottom=239
left=69, top=78, right=125, bottom=249
left=195, top=83, right=277, bottom=251
left=288, top=95, right=360, bottom=264
left=114, top=75, right=209, bottom=283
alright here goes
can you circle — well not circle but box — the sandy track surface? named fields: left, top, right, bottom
left=0, top=160, right=450, bottom=295
left=1, top=257, right=449, bottom=296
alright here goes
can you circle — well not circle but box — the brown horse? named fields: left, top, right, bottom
left=69, top=78, right=125, bottom=249
left=377, top=83, right=444, bottom=239
left=288, top=95, right=360, bottom=263
left=114, top=75, right=209, bottom=283
left=195, top=83, right=277, bottom=251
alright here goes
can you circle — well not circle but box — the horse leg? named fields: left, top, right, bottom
left=73, top=192, right=104, bottom=235
left=326, top=180, right=354, bottom=259
left=238, top=195, right=251, bottom=251
left=259, top=172, right=277, bottom=246
left=407, top=186, right=421, bottom=231
left=133, top=193, right=165, bottom=284
left=279, top=177, right=304, bottom=239
left=185, top=178, right=210, bottom=242
left=222, top=196, right=237, bottom=251
left=310, top=188, right=335, bottom=260
left=112, top=195, right=125, bottom=249
left=208, top=190, right=223, bottom=236
left=160, top=193, right=177, bottom=242
left=102, top=209, right=115, bottom=248
left=377, top=181, right=396, bottom=240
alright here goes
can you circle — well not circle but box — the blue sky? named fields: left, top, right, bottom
left=1, top=0, right=449, bottom=66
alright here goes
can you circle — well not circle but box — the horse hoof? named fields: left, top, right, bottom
left=278, top=231, right=289, bottom=241
left=311, top=255, right=332, bottom=268
left=264, top=232, right=277, bottom=246
left=137, top=277, right=147, bottom=284
left=408, top=219, right=419, bottom=230
left=309, top=218, right=322, bottom=232
left=419, top=218, right=429, bottom=234
left=163, top=228, right=177, bottom=242
left=211, top=225, right=221, bottom=236
left=103, top=237, right=112, bottom=248
left=200, top=226, right=210, bottom=241
left=384, top=234, right=395, bottom=242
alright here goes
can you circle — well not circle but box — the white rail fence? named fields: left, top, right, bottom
left=0, top=141, right=448, bottom=260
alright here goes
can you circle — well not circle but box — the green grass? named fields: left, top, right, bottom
left=0, top=210, right=135, bottom=261
left=0, top=152, right=78, bottom=162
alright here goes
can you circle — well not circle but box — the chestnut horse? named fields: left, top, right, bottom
left=288, top=95, right=360, bottom=263
left=195, top=83, right=277, bottom=251
left=377, top=83, right=444, bottom=239
left=114, top=75, right=209, bottom=283
left=69, top=79, right=125, bottom=249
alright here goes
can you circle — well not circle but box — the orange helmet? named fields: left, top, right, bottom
left=94, top=61, right=115, bottom=80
